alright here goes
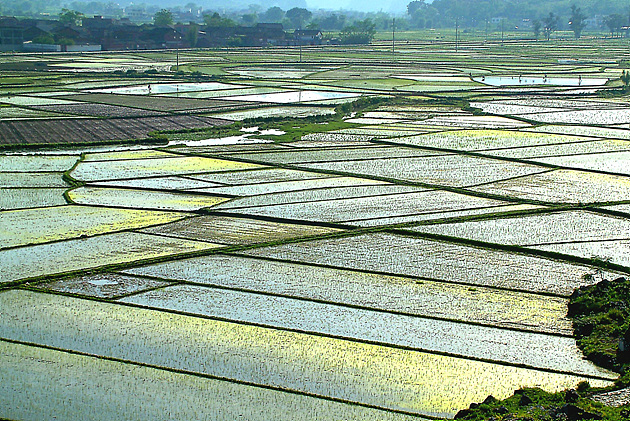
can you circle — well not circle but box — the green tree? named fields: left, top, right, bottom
left=542, top=12, right=559, bottom=40
left=32, top=34, right=55, bottom=44
left=261, top=6, right=284, bottom=23
left=58, top=8, right=83, bottom=26
left=286, top=7, right=312, bottom=29
left=154, top=9, right=173, bottom=26
left=407, top=0, right=425, bottom=15
left=241, top=12, right=257, bottom=26
left=604, top=13, right=625, bottom=37
left=339, top=18, right=376, bottom=44
left=532, top=19, right=541, bottom=39
left=569, top=5, right=586, bottom=39
left=204, top=12, right=236, bottom=27
left=187, top=23, right=199, bottom=47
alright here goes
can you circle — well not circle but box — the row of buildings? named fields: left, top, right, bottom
left=0, top=16, right=324, bottom=52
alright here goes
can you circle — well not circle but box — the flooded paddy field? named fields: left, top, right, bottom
left=3, top=38, right=630, bottom=419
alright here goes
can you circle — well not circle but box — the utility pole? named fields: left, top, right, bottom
left=392, top=17, right=395, bottom=61
left=455, top=16, right=459, bottom=52
left=485, top=19, right=488, bottom=43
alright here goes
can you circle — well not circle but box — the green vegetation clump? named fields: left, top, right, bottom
left=452, top=386, right=626, bottom=421
left=569, top=276, right=630, bottom=377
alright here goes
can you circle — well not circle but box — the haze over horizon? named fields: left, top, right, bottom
left=304, top=0, right=409, bottom=12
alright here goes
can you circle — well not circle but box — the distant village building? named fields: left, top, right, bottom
left=294, top=29, right=323, bottom=45
left=0, top=15, right=317, bottom=51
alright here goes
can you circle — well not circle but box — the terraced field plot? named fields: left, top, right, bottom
left=215, top=188, right=528, bottom=226
left=70, top=156, right=266, bottom=181
left=226, top=145, right=443, bottom=164
left=124, top=253, right=572, bottom=334
left=0, top=231, right=221, bottom=284
left=411, top=211, right=630, bottom=268
left=469, top=169, right=630, bottom=204
left=0, top=205, right=186, bottom=248
left=68, top=187, right=231, bottom=211
left=244, top=232, right=610, bottom=296
left=389, top=129, right=597, bottom=152
left=40, top=272, right=173, bottom=299
left=140, top=215, right=342, bottom=245
left=300, top=155, right=549, bottom=187
left=0, top=188, right=67, bottom=210
left=532, top=151, right=630, bottom=176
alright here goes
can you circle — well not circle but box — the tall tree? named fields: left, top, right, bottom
left=604, top=13, right=625, bottom=37
left=285, top=7, right=312, bottom=29
left=407, top=0, right=425, bottom=16
left=261, top=6, right=284, bottom=23
left=569, top=5, right=586, bottom=39
left=203, top=12, right=236, bottom=27
left=542, top=12, right=559, bottom=40
left=339, top=18, right=376, bottom=44
left=58, top=8, right=83, bottom=26
left=154, top=9, right=173, bottom=27
left=532, top=19, right=541, bottom=39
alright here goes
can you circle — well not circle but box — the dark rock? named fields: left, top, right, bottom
left=483, top=395, right=498, bottom=405
left=454, top=409, right=472, bottom=419
left=559, top=404, right=602, bottom=420
left=565, top=389, right=579, bottom=403
left=519, top=394, right=533, bottom=406
left=495, top=406, right=508, bottom=414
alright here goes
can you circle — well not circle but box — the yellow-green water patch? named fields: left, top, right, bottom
left=0, top=205, right=187, bottom=249
left=140, top=215, right=341, bottom=245
left=125, top=253, right=572, bottom=335
left=0, top=232, right=220, bottom=284
left=0, top=290, right=613, bottom=418
left=68, top=187, right=231, bottom=211
left=70, top=156, right=266, bottom=181
left=0, top=341, right=420, bottom=421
